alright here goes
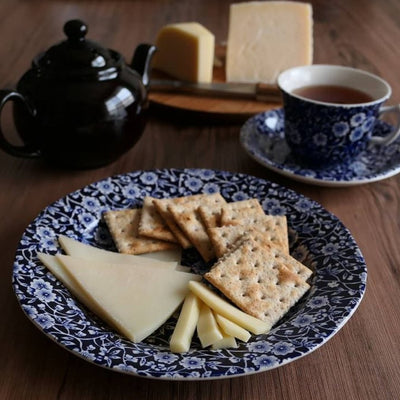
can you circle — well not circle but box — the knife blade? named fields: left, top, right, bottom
left=149, top=79, right=282, bottom=102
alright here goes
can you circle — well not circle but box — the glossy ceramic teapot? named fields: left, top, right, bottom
left=0, top=20, right=156, bottom=169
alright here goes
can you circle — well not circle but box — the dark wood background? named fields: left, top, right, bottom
left=0, top=1, right=399, bottom=399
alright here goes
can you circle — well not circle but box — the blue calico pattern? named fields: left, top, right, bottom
left=12, top=169, right=366, bottom=379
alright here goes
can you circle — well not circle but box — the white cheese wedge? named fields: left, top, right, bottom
left=58, top=235, right=182, bottom=268
left=38, top=253, right=94, bottom=307
left=189, top=281, right=271, bottom=335
left=197, top=303, right=223, bottom=348
left=215, top=313, right=251, bottom=343
left=226, top=1, right=313, bottom=84
left=153, top=22, right=215, bottom=83
left=56, top=254, right=201, bottom=343
left=211, top=333, right=238, bottom=350
left=169, top=292, right=201, bottom=353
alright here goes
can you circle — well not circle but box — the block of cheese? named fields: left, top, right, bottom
left=152, top=22, right=215, bottom=83
left=58, top=235, right=183, bottom=268
left=226, top=1, right=313, bottom=84
left=169, top=292, right=201, bottom=353
left=56, top=254, right=201, bottom=343
left=189, top=281, right=270, bottom=335
left=196, top=303, right=223, bottom=348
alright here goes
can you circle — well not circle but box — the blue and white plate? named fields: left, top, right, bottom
left=12, top=169, right=366, bottom=380
left=240, top=109, right=400, bottom=187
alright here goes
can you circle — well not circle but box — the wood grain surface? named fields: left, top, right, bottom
left=0, top=1, right=400, bottom=399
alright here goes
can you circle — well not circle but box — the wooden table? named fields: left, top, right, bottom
left=1, top=1, right=399, bottom=399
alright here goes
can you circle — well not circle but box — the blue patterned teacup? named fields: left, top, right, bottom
left=277, top=65, right=400, bottom=167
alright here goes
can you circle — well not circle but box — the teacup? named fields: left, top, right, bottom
left=277, top=65, right=400, bottom=167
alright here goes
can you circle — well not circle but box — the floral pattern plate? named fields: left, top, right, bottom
left=240, top=109, right=400, bottom=187
left=12, top=168, right=366, bottom=380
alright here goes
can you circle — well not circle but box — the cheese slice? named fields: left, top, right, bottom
left=211, top=333, right=238, bottom=350
left=58, top=235, right=182, bottom=267
left=189, top=281, right=270, bottom=335
left=226, top=1, right=313, bottom=84
left=196, top=303, right=223, bottom=348
left=215, top=313, right=251, bottom=343
left=169, top=292, right=201, bottom=353
left=56, top=254, right=201, bottom=343
left=152, top=22, right=215, bottom=83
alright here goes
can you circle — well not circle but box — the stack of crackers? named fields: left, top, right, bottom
left=103, top=194, right=312, bottom=330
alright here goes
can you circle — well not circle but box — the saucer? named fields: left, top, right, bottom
left=240, top=108, right=400, bottom=187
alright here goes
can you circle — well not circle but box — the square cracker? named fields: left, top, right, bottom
left=103, top=209, right=178, bottom=254
left=220, top=199, right=265, bottom=226
left=138, top=196, right=178, bottom=243
left=204, top=237, right=311, bottom=327
left=167, top=193, right=226, bottom=261
left=209, top=214, right=289, bottom=257
left=153, top=198, right=195, bottom=249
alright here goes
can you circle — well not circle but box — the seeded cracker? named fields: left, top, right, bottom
left=168, top=193, right=226, bottom=261
left=204, top=237, right=311, bottom=327
left=103, top=209, right=178, bottom=254
left=138, top=196, right=178, bottom=243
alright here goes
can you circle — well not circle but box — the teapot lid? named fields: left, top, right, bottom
left=34, top=20, right=122, bottom=79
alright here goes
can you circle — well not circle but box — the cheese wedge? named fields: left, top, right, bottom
left=152, top=22, right=215, bottom=83
left=197, top=303, right=223, bottom=347
left=226, top=1, right=313, bottom=84
left=58, top=235, right=182, bottom=267
left=56, top=254, right=201, bottom=343
left=169, top=292, right=201, bottom=353
left=189, top=281, right=271, bottom=335
left=38, top=253, right=95, bottom=307
left=215, top=313, right=251, bottom=343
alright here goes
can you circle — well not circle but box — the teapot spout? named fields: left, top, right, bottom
left=131, top=43, right=157, bottom=87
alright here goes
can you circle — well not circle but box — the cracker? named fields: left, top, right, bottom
left=103, top=209, right=178, bottom=254
left=209, top=215, right=289, bottom=257
left=168, top=193, right=226, bottom=261
left=153, top=198, right=192, bottom=249
left=220, top=199, right=265, bottom=226
left=204, top=238, right=311, bottom=327
left=198, top=204, right=222, bottom=229
left=138, top=196, right=178, bottom=243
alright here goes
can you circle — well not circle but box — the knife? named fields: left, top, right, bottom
left=149, top=79, right=282, bottom=102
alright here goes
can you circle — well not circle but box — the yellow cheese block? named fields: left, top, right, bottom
left=153, top=22, right=215, bottom=83
left=226, top=1, right=313, bottom=84
left=215, top=313, right=251, bottom=343
left=58, top=235, right=183, bottom=268
left=56, top=254, right=201, bottom=343
left=169, top=292, right=201, bottom=353
left=189, top=281, right=271, bottom=335
left=197, top=302, right=223, bottom=348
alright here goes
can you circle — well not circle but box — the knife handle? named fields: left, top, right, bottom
left=255, top=83, right=282, bottom=103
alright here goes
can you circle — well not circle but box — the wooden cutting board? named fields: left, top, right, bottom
left=148, top=46, right=282, bottom=122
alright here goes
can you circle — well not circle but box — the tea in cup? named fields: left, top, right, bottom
left=277, top=65, right=400, bottom=167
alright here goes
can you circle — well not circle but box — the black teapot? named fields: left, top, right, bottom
left=0, top=20, right=156, bottom=169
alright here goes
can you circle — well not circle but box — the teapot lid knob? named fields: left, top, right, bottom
left=64, top=19, right=88, bottom=42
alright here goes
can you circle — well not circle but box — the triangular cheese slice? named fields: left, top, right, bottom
left=58, top=235, right=183, bottom=266
left=56, top=254, right=201, bottom=343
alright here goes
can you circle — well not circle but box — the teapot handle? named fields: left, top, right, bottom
left=130, top=44, right=157, bottom=87
left=0, top=90, right=40, bottom=158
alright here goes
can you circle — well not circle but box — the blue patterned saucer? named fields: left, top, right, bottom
left=240, top=109, right=400, bottom=187
left=12, top=169, right=366, bottom=380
